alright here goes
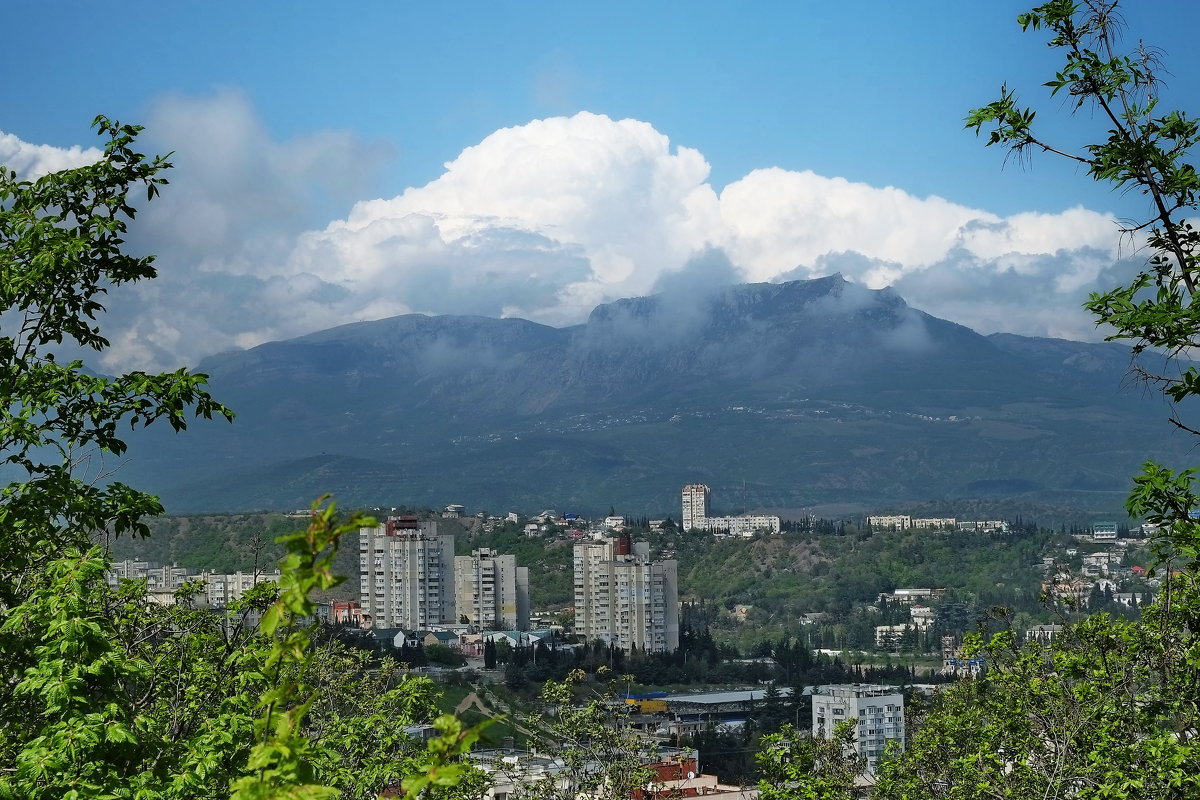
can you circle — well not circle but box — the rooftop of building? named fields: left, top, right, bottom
left=663, top=687, right=794, bottom=706
left=812, top=683, right=902, bottom=698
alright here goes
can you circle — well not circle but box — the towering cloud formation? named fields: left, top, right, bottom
left=2, top=102, right=1132, bottom=371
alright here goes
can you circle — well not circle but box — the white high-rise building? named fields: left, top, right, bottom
left=681, top=483, right=710, bottom=531
left=811, top=684, right=905, bottom=774
left=359, top=516, right=456, bottom=630
left=454, top=547, right=530, bottom=630
left=573, top=534, right=678, bottom=652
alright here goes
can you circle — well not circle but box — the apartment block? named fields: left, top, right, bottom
left=203, top=569, right=282, bottom=607
left=106, top=559, right=281, bottom=608
left=681, top=484, right=710, bottom=531
left=682, top=483, right=779, bottom=535
left=573, top=533, right=679, bottom=652
left=811, top=683, right=905, bottom=774
left=703, top=514, right=782, bottom=536
left=454, top=547, right=530, bottom=630
left=359, top=516, right=456, bottom=629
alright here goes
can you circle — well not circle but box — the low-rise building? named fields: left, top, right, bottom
left=941, top=636, right=985, bottom=677
left=910, top=605, right=936, bottom=629
left=911, top=517, right=956, bottom=529
left=878, top=588, right=945, bottom=605
left=703, top=514, right=782, bottom=536
left=868, top=515, right=911, bottom=530
left=1026, top=623, right=1064, bottom=644
left=874, top=624, right=910, bottom=650
left=632, top=753, right=758, bottom=800
left=959, top=520, right=1010, bottom=533
left=1115, top=592, right=1147, bottom=607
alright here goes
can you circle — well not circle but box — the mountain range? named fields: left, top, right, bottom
left=121, top=274, right=1196, bottom=518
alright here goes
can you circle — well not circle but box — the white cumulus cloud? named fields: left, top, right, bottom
left=288, top=112, right=723, bottom=325
left=0, top=131, right=101, bottom=178
left=6, top=103, right=1140, bottom=372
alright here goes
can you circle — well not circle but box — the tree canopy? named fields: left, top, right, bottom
left=761, top=3, right=1200, bottom=796
left=0, top=118, right=481, bottom=799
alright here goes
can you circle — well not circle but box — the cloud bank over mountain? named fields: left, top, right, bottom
left=2, top=96, right=1139, bottom=371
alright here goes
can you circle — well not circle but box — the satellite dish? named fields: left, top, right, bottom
left=687, top=772, right=696, bottom=779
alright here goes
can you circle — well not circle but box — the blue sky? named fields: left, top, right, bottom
left=4, top=1, right=1199, bottom=370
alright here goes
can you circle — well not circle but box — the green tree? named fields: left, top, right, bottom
left=873, top=3, right=1200, bottom=797
left=876, top=608, right=1200, bottom=799
left=0, top=119, right=483, bottom=799
left=755, top=722, right=863, bottom=800
left=0, top=118, right=232, bottom=600
left=509, top=670, right=655, bottom=800
left=759, top=4, right=1200, bottom=797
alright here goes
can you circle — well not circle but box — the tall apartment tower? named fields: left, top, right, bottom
left=573, top=534, right=679, bottom=652
left=454, top=547, right=530, bottom=630
left=681, top=484, right=710, bottom=531
left=811, top=684, right=905, bottom=774
left=359, top=516, right=456, bottom=629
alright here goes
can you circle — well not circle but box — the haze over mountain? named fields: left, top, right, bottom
left=122, top=275, right=1193, bottom=517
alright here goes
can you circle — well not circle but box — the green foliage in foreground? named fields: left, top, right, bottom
left=877, top=585, right=1200, bottom=798
left=757, top=723, right=864, bottom=800
left=760, top=3, right=1200, bottom=797
left=0, top=119, right=482, bottom=799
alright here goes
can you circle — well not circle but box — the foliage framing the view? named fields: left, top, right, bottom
left=963, top=0, right=1200, bottom=566
left=0, top=119, right=484, bottom=799
left=752, top=3, right=1200, bottom=798
left=874, top=2, right=1200, bottom=797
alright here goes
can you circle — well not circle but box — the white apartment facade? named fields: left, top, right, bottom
left=573, top=535, right=679, bottom=652
left=868, top=515, right=912, bottom=530
left=681, top=484, right=710, bottom=531
left=359, top=516, right=456, bottom=629
left=811, top=683, right=905, bottom=774
left=702, top=514, right=782, bottom=536
left=454, top=547, right=530, bottom=630
left=106, top=559, right=281, bottom=607
left=202, top=569, right=283, bottom=607
left=868, top=515, right=957, bottom=530
left=682, top=483, right=779, bottom=535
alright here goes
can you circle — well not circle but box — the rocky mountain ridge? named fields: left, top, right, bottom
left=121, top=275, right=1194, bottom=516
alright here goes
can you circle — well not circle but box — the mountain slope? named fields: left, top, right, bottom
left=122, top=275, right=1195, bottom=515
